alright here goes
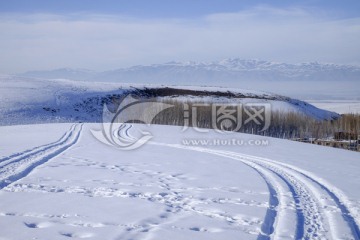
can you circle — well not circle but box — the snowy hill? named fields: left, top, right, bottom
left=20, top=59, right=360, bottom=83
left=0, top=75, right=338, bottom=126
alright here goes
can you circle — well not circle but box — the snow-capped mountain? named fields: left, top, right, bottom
left=20, top=59, right=360, bottom=83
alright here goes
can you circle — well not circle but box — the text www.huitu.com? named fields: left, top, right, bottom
left=181, top=138, right=270, bottom=146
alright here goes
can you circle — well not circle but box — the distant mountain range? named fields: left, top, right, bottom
left=21, top=59, right=360, bottom=83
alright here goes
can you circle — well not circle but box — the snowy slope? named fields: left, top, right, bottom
left=0, top=123, right=359, bottom=240
left=0, top=76, right=129, bottom=125
left=0, top=75, right=338, bottom=126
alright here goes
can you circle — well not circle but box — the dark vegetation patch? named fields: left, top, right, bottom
left=129, top=87, right=290, bottom=101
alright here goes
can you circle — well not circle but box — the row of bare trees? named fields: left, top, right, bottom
left=145, top=99, right=360, bottom=140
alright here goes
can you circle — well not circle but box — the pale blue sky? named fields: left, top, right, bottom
left=1, top=0, right=360, bottom=73
left=1, top=0, right=360, bottom=18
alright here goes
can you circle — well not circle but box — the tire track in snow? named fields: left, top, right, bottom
left=246, top=163, right=299, bottom=240
left=0, top=124, right=77, bottom=168
left=188, top=147, right=359, bottom=239
left=150, top=142, right=359, bottom=239
left=252, top=168, right=280, bottom=240
left=207, top=152, right=301, bottom=239
left=116, top=124, right=360, bottom=239
left=121, top=124, right=290, bottom=239
left=0, top=123, right=83, bottom=190
left=216, top=150, right=360, bottom=240
left=118, top=123, right=136, bottom=142
left=152, top=142, right=302, bottom=240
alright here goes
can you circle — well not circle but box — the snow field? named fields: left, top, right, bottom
left=0, top=123, right=359, bottom=239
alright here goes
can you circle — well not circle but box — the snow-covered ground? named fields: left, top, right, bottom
left=0, top=123, right=359, bottom=240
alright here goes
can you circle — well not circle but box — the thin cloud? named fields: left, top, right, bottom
left=0, top=6, right=360, bottom=73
